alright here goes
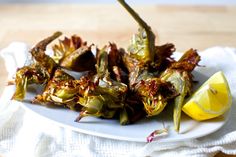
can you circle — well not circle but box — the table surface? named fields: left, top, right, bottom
left=0, top=4, right=236, bottom=157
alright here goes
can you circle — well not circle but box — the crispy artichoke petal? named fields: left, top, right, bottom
left=117, top=0, right=155, bottom=65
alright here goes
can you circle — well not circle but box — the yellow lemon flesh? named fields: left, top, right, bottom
left=182, top=71, right=232, bottom=121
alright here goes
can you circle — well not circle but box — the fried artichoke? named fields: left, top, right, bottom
left=12, top=32, right=62, bottom=100
left=11, top=0, right=201, bottom=132
left=161, top=49, right=200, bottom=132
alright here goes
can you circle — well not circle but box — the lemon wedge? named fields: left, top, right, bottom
left=182, top=71, right=232, bottom=121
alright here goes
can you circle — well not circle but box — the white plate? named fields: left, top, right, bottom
left=17, top=98, right=229, bottom=143
left=13, top=51, right=233, bottom=143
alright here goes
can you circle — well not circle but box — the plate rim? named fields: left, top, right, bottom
left=14, top=97, right=229, bottom=143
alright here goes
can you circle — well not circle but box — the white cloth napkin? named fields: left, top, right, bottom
left=1, top=42, right=236, bottom=157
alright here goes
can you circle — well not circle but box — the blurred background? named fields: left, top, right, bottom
left=0, top=0, right=236, bottom=5
left=0, top=0, right=235, bottom=50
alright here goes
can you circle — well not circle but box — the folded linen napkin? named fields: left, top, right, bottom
left=0, top=42, right=236, bottom=157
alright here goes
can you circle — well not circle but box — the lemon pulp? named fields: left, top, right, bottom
left=182, top=71, right=232, bottom=121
